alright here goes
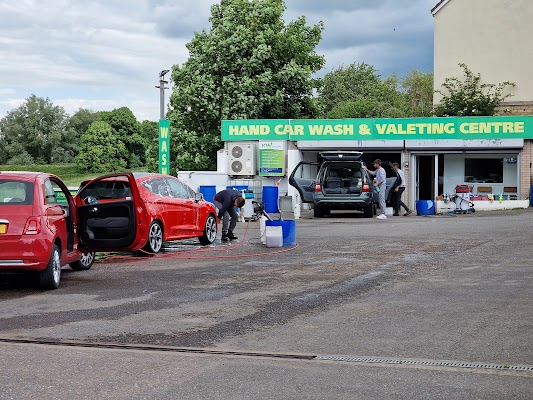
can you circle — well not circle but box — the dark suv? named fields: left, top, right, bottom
left=289, top=151, right=400, bottom=218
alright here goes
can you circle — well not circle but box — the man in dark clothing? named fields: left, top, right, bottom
left=213, top=189, right=246, bottom=241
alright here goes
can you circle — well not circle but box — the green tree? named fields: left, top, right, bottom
left=435, top=63, right=515, bottom=116
left=76, top=121, right=127, bottom=173
left=142, top=120, right=160, bottom=173
left=0, top=95, right=73, bottom=164
left=318, top=63, right=407, bottom=118
left=401, top=69, right=434, bottom=117
left=101, top=107, right=146, bottom=167
left=67, top=108, right=102, bottom=138
left=168, top=0, right=325, bottom=170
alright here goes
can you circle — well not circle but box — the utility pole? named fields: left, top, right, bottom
left=156, top=69, right=171, bottom=175
left=155, top=69, right=170, bottom=120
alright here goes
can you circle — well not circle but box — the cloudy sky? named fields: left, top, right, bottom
left=0, top=0, right=436, bottom=122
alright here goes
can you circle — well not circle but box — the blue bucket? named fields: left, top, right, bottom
left=416, top=200, right=435, bottom=215
left=262, top=186, right=279, bottom=213
left=199, top=185, right=216, bottom=203
left=265, top=220, right=296, bottom=246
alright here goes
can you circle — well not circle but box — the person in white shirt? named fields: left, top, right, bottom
left=392, top=162, right=412, bottom=216
left=364, top=159, right=387, bottom=220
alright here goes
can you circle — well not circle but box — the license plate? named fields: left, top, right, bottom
left=0, top=224, right=7, bottom=234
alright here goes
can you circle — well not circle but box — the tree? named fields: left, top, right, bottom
left=318, top=63, right=407, bottom=118
left=142, top=120, right=161, bottom=173
left=76, top=121, right=127, bottom=173
left=401, top=69, right=434, bottom=117
left=67, top=108, right=102, bottom=138
left=0, top=95, right=73, bottom=164
left=435, top=63, right=515, bottom=116
left=100, top=107, right=146, bottom=168
left=168, top=0, right=325, bottom=170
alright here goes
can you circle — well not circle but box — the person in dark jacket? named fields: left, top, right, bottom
left=213, top=189, right=246, bottom=241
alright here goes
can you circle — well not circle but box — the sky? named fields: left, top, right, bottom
left=0, top=0, right=437, bottom=122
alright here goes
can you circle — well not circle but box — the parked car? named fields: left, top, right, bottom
left=0, top=172, right=95, bottom=290
left=289, top=151, right=400, bottom=218
left=75, top=172, right=218, bottom=254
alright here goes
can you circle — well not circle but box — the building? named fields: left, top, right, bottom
left=180, top=1, right=533, bottom=214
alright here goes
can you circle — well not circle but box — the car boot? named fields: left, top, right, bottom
left=226, top=231, right=238, bottom=240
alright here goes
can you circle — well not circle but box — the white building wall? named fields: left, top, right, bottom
left=433, top=0, right=533, bottom=104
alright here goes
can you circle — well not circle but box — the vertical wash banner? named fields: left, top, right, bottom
left=159, top=119, right=171, bottom=175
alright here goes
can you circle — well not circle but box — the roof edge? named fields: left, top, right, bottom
left=431, top=0, right=450, bottom=15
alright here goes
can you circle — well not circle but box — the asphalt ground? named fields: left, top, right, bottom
left=1, top=208, right=532, bottom=399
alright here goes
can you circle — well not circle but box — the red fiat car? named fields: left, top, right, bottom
left=0, top=172, right=217, bottom=290
left=0, top=172, right=95, bottom=290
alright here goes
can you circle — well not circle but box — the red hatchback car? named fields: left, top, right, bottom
left=75, top=172, right=218, bottom=254
left=0, top=172, right=218, bottom=290
left=0, top=172, right=95, bottom=290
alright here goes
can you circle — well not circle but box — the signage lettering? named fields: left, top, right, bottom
left=221, top=117, right=533, bottom=141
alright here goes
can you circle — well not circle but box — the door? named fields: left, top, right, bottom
left=415, top=155, right=437, bottom=201
left=163, top=176, right=198, bottom=237
left=289, top=161, right=319, bottom=203
left=75, top=173, right=148, bottom=252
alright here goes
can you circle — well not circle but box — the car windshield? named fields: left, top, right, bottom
left=0, top=180, right=34, bottom=205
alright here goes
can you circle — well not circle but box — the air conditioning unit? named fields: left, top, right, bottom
left=228, top=142, right=256, bottom=176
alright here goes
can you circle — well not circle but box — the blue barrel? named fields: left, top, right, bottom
left=416, top=200, right=435, bottom=215
left=265, top=220, right=296, bottom=246
left=262, top=186, right=279, bottom=213
left=199, top=185, right=216, bottom=203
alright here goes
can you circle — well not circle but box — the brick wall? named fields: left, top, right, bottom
left=495, top=103, right=533, bottom=116
left=521, top=140, right=532, bottom=201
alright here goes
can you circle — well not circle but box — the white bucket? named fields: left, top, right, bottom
left=265, top=226, right=283, bottom=248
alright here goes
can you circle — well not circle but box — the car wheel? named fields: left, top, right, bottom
left=363, top=203, right=373, bottom=218
left=143, top=221, right=163, bottom=254
left=314, top=205, right=324, bottom=218
left=199, top=214, right=217, bottom=245
left=70, top=252, right=95, bottom=271
left=39, top=244, right=61, bottom=290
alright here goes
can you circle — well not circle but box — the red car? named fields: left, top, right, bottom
left=75, top=172, right=218, bottom=254
left=0, top=172, right=218, bottom=290
left=0, top=172, right=95, bottom=290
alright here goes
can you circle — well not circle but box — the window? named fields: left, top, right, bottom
left=166, top=177, right=193, bottom=199
left=44, top=180, right=58, bottom=204
left=464, top=158, right=503, bottom=183
left=0, top=180, right=33, bottom=204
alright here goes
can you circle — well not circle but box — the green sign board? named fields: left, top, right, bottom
left=259, top=141, right=285, bottom=176
left=221, top=116, right=533, bottom=141
left=159, top=119, right=171, bottom=175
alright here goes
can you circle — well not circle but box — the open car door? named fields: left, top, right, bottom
left=289, top=161, right=319, bottom=203
left=74, top=173, right=149, bottom=252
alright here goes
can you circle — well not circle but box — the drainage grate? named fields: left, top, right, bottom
left=315, top=356, right=533, bottom=371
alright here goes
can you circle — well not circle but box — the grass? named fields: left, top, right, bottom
left=0, top=164, right=149, bottom=187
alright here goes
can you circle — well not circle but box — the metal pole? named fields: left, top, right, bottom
left=155, top=70, right=170, bottom=120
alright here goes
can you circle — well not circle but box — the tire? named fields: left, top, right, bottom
left=313, top=205, right=324, bottom=218
left=39, top=244, right=61, bottom=290
left=143, top=221, right=163, bottom=254
left=199, top=214, right=217, bottom=245
left=70, top=252, right=95, bottom=271
left=363, top=203, right=373, bottom=218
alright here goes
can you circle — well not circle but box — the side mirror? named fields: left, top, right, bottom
left=194, top=192, right=203, bottom=202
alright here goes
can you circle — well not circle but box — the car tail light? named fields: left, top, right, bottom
left=23, top=217, right=41, bottom=235
left=362, top=182, right=371, bottom=193
left=315, top=182, right=322, bottom=193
